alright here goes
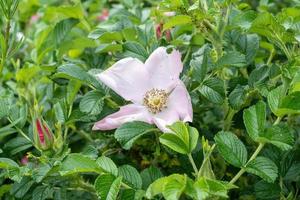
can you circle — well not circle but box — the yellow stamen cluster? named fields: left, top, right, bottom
left=143, top=89, right=168, bottom=114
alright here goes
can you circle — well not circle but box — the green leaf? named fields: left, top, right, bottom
left=0, top=158, right=19, bottom=169
left=32, top=164, right=52, bottom=183
left=114, top=121, right=156, bottom=150
left=254, top=181, right=280, bottom=200
left=199, top=78, right=225, bottom=104
left=261, top=125, right=294, bottom=151
left=231, top=10, right=257, bottom=30
left=284, top=163, right=300, bottom=181
left=122, top=41, right=148, bottom=62
left=4, top=137, right=32, bottom=155
left=146, top=174, right=187, bottom=200
left=243, top=101, right=266, bottom=141
left=94, top=174, right=122, bottom=200
left=52, top=18, right=79, bottom=47
left=32, top=186, right=53, bottom=200
left=60, top=153, right=102, bottom=175
left=162, top=174, right=187, bottom=200
left=229, top=85, right=248, bottom=110
left=214, top=131, right=248, bottom=168
left=160, top=133, right=188, bottom=154
left=96, top=156, right=118, bottom=176
left=54, top=102, right=66, bottom=123
left=44, top=4, right=84, bottom=23
left=0, top=98, right=10, bottom=119
left=11, top=177, right=34, bottom=198
left=216, top=51, right=246, bottom=68
left=79, top=91, right=104, bottom=115
left=194, top=178, right=229, bottom=199
left=164, top=15, right=192, bottom=30
left=248, top=65, right=269, bottom=88
left=190, top=45, right=211, bottom=83
left=234, top=34, right=259, bottom=65
left=118, top=165, right=142, bottom=189
left=88, top=21, right=125, bottom=41
left=119, top=189, right=145, bottom=200
left=54, top=64, right=102, bottom=89
left=66, top=80, right=81, bottom=105
left=250, top=12, right=294, bottom=44
left=16, top=66, right=41, bottom=83
left=291, top=70, right=300, bottom=92
left=159, top=122, right=199, bottom=154
left=267, top=85, right=284, bottom=117
left=140, top=166, right=163, bottom=190
left=95, top=44, right=123, bottom=54
left=279, top=92, right=300, bottom=114
left=245, top=156, right=278, bottom=183
left=0, top=184, right=11, bottom=198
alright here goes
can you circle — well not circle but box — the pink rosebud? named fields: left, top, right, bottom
left=156, top=23, right=163, bottom=39
left=93, top=47, right=193, bottom=132
left=97, top=9, right=109, bottom=21
left=33, top=118, right=54, bottom=151
left=165, top=29, right=172, bottom=41
left=21, top=155, right=28, bottom=165
left=30, top=14, right=40, bottom=24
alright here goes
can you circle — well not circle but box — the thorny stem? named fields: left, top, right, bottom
left=229, top=143, right=265, bottom=184
left=223, top=108, right=236, bottom=131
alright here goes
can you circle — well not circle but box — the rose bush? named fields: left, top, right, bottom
left=0, top=0, right=299, bottom=199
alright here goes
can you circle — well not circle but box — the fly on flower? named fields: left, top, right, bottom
left=93, top=47, right=193, bottom=132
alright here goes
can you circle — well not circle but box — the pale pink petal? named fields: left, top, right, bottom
left=153, top=109, right=179, bottom=132
left=145, top=47, right=183, bottom=91
left=92, top=104, right=153, bottom=130
left=96, top=58, right=150, bottom=103
left=168, top=81, right=193, bottom=122
left=152, top=81, right=193, bottom=132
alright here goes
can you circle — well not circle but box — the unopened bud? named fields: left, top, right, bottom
left=33, top=118, right=54, bottom=151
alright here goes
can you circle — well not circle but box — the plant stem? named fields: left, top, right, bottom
left=223, top=108, right=236, bottom=131
left=188, top=153, right=199, bottom=175
left=0, top=18, right=11, bottom=75
left=267, top=49, right=275, bottom=65
left=229, top=114, right=282, bottom=185
left=77, top=180, right=96, bottom=193
left=7, top=117, right=32, bottom=143
left=229, top=143, right=265, bottom=184
left=274, top=116, right=282, bottom=125
left=198, top=144, right=216, bottom=178
left=121, top=182, right=131, bottom=189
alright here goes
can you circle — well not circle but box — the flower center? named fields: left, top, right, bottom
left=143, top=88, right=168, bottom=114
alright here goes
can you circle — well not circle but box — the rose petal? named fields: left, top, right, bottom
left=93, top=104, right=153, bottom=130
left=152, top=81, right=193, bottom=132
left=153, top=108, right=179, bottom=132
left=145, top=47, right=183, bottom=91
left=168, top=81, right=193, bottom=122
left=96, top=58, right=150, bottom=103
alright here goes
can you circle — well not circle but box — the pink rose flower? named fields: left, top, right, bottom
left=156, top=23, right=172, bottom=41
left=97, top=9, right=109, bottom=21
left=30, top=14, right=40, bottom=24
left=21, top=155, right=28, bottom=165
left=93, top=47, right=193, bottom=132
